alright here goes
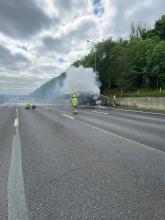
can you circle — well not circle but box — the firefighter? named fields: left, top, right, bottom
left=71, top=94, right=78, bottom=114
left=112, top=95, right=116, bottom=107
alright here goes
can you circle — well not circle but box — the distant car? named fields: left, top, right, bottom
left=31, top=104, right=36, bottom=109
left=24, top=102, right=31, bottom=109
left=25, top=106, right=30, bottom=110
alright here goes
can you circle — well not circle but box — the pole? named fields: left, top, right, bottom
left=94, top=50, right=96, bottom=72
left=87, top=40, right=96, bottom=72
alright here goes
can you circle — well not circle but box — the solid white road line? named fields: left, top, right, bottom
left=92, top=111, right=109, bottom=115
left=62, top=114, right=74, bottom=119
left=8, top=111, right=29, bottom=220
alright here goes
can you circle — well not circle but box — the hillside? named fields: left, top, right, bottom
left=29, top=72, right=66, bottom=100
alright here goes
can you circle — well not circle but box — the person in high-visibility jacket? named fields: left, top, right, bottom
left=112, top=95, right=116, bottom=107
left=71, top=94, right=78, bottom=114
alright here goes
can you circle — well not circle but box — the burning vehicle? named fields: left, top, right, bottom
left=77, top=92, right=98, bottom=106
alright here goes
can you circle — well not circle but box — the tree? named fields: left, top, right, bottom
left=147, top=41, right=165, bottom=88
left=72, top=15, right=165, bottom=93
left=130, top=22, right=146, bottom=39
left=155, top=15, right=165, bottom=40
left=142, top=15, right=165, bottom=40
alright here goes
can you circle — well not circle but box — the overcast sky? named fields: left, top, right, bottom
left=0, top=0, right=164, bottom=95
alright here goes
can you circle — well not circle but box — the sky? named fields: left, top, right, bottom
left=0, top=0, right=164, bottom=95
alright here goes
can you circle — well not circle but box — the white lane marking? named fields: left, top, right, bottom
left=14, top=118, right=19, bottom=127
left=113, top=108, right=165, bottom=116
left=75, top=119, right=165, bottom=155
left=42, top=107, right=61, bottom=112
left=42, top=106, right=72, bottom=117
left=8, top=114, right=29, bottom=220
left=92, top=111, right=109, bottom=115
left=62, top=114, right=74, bottom=119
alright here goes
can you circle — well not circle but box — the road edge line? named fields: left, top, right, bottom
left=8, top=108, right=29, bottom=220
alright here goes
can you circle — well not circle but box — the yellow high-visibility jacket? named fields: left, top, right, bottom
left=71, top=97, right=78, bottom=106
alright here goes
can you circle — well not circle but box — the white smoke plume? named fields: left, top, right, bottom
left=63, top=66, right=101, bottom=97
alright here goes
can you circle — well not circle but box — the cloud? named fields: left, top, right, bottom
left=102, top=0, right=165, bottom=38
left=53, top=0, right=87, bottom=19
left=37, top=64, right=63, bottom=76
left=0, top=74, right=44, bottom=95
left=42, top=36, right=70, bottom=54
left=0, top=0, right=56, bottom=39
left=41, top=16, right=97, bottom=55
left=67, top=16, right=97, bottom=40
left=0, top=65, right=57, bottom=95
left=54, top=0, right=75, bottom=11
left=57, top=58, right=65, bottom=64
left=16, top=44, right=28, bottom=52
left=93, top=0, right=104, bottom=17
left=0, top=44, right=30, bottom=70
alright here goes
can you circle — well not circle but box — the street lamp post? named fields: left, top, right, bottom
left=87, top=40, right=96, bottom=72
left=94, top=50, right=96, bottom=73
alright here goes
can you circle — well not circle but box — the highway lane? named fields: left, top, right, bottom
left=0, top=105, right=165, bottom=219
left=42, top=105, right=165, bottom=152
left=78, top=108, right=165, bottom=152
left=0, top=106, right=16, bottom=220
left=20, top=106, right=165, bottom=219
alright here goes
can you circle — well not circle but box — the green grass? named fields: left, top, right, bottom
left=103, top=89, right=165, bottom=97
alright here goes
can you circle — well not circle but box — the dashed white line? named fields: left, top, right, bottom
left=14, top=118, right=19, bottom=127
left=113, top=108, right=165, bottom=116
left=62, top=114, right=74, bottom=119
left=92, top=111, right=109, bottom=115
left=43, top=107, right=61, bottom=112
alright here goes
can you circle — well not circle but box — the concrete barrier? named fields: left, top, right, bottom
left=116, top=97, right=165, bottom=110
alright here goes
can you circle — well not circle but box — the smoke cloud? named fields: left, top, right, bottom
left=30, top=66, right=101, bottom=105
left=63, top=66, right=101, bottom=97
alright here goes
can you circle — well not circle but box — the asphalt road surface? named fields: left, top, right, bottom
left=0, top=104, right=165, bottom=220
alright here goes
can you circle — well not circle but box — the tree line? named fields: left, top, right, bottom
left=73, top=15, right=165, bottom=95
